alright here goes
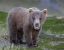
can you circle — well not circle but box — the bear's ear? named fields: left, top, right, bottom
left=29, top=8, right=34, bottom=13
left=41, top=9, right=47, bottom=16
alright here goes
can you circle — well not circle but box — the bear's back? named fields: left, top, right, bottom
left=7, top=7, right=29, bottom=28
left=9, top=7, right=28, bottom=16
left=8, top=7, right=29, bottom=21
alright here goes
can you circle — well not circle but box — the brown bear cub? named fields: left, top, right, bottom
left=7, top=7, right=47, bottom=47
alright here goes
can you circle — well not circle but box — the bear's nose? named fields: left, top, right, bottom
left=35, top=23, right=39, bottom=27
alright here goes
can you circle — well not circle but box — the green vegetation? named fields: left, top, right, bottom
left=0, top=11, right=64, bottom=50
left=42, top=17, right=64, bottom=34
left=0, top=11, right=7, bottom=28
left=39, top=33, right=64, bottom=41
left=1, top=40, right=64, bottom=50
left=0, top=11, right=7, bottom=22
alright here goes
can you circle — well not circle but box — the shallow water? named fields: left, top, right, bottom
left=0, top=41, right=10, bottom=46
left=42, top=30, right=64, bottom=38
left=50, top=41, right=64, bottom=46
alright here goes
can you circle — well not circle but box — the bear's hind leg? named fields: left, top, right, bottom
left=10, top=31, right=17, bottom=45
left=7, top=18, right=17, bottom=45
left=9, top=24, right=17, bottom=45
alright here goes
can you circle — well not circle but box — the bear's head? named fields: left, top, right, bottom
left=29, top=8, right=47, bottom=30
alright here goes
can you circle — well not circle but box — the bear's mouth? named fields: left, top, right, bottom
left=33, top=27, right=40, bottom=31
left=34, top=26, right=40, bottom=30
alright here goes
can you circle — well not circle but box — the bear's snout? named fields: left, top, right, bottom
left=35, top=23, right=39, bottom=27
left=34, top=22, right=40, bottom=30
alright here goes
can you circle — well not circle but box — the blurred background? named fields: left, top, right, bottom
left=0, top=0, right=64, bottom=50
left=0, top=0, right=64, bottom=16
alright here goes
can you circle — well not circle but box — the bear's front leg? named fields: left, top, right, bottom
left=32, top=30, right=40, bottom=47
left=23, top=26, right=33, bottom=47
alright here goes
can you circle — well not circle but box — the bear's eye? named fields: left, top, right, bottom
left=39, top=18, right=41, bottom=20
left=32, top=17, right=35, bottom=20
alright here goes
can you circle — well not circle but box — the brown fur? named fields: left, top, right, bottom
left=7, top=7, right=47, bottom=46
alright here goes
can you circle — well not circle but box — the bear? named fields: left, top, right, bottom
left=7, top=7, right=47, bottom=47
